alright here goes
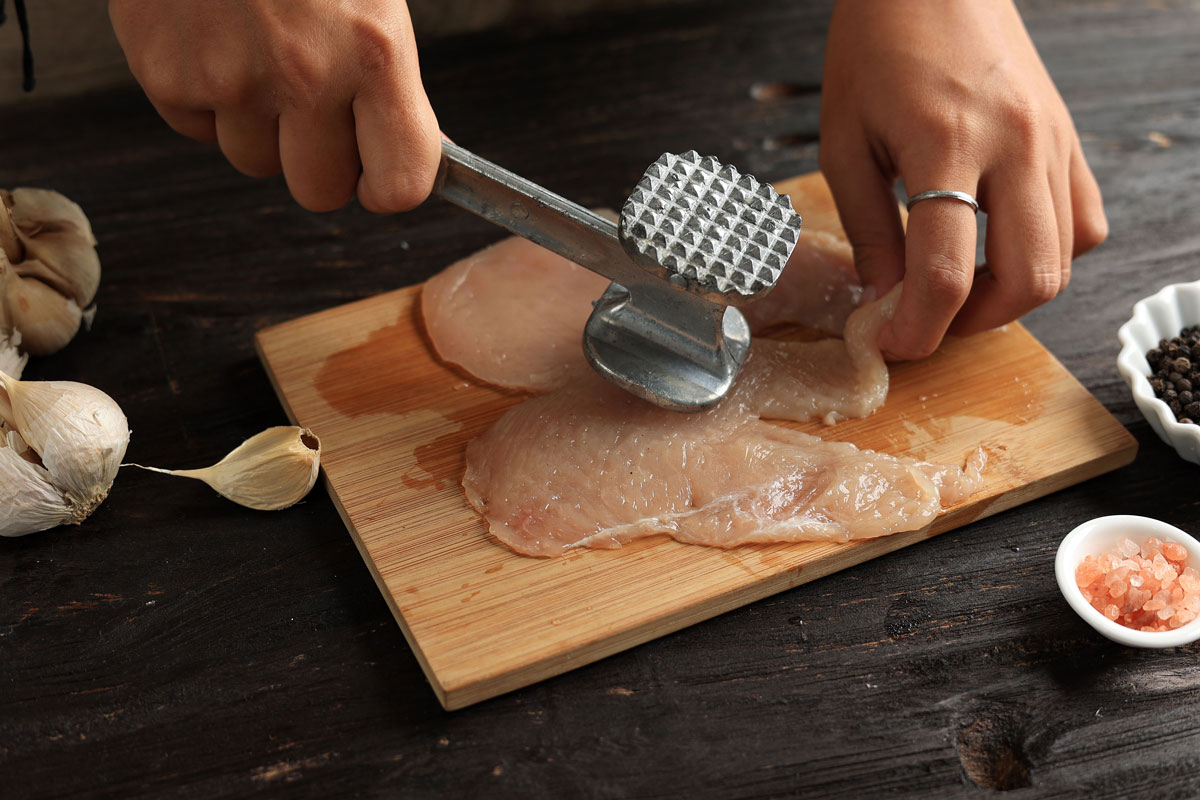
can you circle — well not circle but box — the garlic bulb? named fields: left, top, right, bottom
left=0, top=369, right=129, bottom=536
left=127, top=426, right=321, bottom=511
left=0, top=189, right=100, bottom=357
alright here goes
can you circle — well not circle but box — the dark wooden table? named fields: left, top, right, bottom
left=3, top=1, right=1200, bottom=797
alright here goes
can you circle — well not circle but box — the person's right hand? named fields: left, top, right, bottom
left=109, top=0, right=441, bottom=213
left=819, top=0, right=1108, bottom=361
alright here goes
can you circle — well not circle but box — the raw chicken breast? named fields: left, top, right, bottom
left=420, top=237, right=607, bottom=391
left=421, top=230, right=863, bottom=393
left=463, top=364, right=983, bottom=557
left=739, top=288, right=896, bottom=424
left=739, top=231, right=861, bottom=336
left=461, top=290, right=984, bottom=557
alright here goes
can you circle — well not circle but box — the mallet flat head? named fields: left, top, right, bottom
left=618, top=150, right=802, bottom=304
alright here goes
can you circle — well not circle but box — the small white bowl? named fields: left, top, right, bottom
left=1056, top=515, right=1200, bottom=648
left=1116, top=279, right=1200, bottom=465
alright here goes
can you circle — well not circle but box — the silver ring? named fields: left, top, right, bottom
left=906, top=190, right=979, bottom=213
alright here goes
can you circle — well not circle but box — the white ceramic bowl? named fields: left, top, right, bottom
left=1116, top=279, right=1200, bottom=465
left=1056, top=515, right=1200, bottom=648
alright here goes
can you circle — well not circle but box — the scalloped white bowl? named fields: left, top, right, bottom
left=1056, top=515, right=1200, bottom=648
left=1116, top=279, right=1200, bottom=465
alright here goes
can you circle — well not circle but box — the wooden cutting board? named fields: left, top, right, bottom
left=255, top=191, right=1137, bottom=712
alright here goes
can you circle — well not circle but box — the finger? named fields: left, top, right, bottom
left=1049, top=160, right=1074, bottom=290
left=153, top=103, right=217, bottom=143
left=951, top=169, right=1061, bottom=337
left=1069, top=141, right=1108, bottom=256
left=821, top=144, right=906, bottom=299
left=214, top=112, right=282, bottom=179
left=353, top=79, right=441, bottom=213
left=876, top=175, right=979, bottom=360
left=279, top=105, right=361, bottom=212
left=352, top=13, right=441, bottom=214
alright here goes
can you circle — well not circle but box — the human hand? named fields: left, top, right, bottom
left=109, top=0, right=441, bottom=213
left=819, top=0, right=1108, bottom=360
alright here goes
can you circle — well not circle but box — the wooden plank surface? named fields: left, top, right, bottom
left=257, top=261, right=1136, bottom=708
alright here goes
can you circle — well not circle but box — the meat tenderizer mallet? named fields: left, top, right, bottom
left=432, top=141, right=803, bottom=411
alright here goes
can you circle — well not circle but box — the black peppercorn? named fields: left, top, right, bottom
left=1143, top=330, right=1200, bottom=423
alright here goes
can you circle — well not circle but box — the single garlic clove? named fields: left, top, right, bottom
left=1, top=269, right=83, bottom=356
left=129, top=426, right=322, bottom=511
left=6, top=188, right=98, bottom=246
left=0, top=369, right=129, bottom=520
left=20, top=233, right=102, bottom=309
left=0, top=431, right=75, bottom=537
left=11, top=186, right=101, bottom=304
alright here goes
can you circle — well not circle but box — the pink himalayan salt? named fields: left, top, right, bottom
left=1075, top=535, right=1200, bottom=632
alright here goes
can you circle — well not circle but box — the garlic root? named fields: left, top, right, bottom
left=125, top=426, right=321, bottom=511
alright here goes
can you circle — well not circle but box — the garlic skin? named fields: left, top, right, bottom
left=0, top=329, right=26, bottom=379
left=128, top=426, right=321, bottom=511
left=0, top=370, right=129, bottom=536
left=0, top=189, right=100, bottom=357
left=0, top=430, right=75, bottom=536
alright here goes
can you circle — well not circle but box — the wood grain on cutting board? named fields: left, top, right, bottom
left=255, top=176, right=1136, bottom=711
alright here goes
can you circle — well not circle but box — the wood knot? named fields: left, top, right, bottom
left=955, top=711, right=1033, bottom=791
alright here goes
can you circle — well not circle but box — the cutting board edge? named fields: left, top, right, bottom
left=432, top=435, right=1138, bottom=709
left=253, top=281, right=1143, bottom=712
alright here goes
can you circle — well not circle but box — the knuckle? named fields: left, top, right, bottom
left=133, top=51, right=187, bottom=107
left=200, top=60, right=252, bottom=108
left=909, top=105, right=978, bottom=161
left=997, top=94, right=1043, bottom=148
left=918, top=253, right=972, bottom=303
left=269, top=41, right=327, bottom=109
left=1025, top=268, right=1061, bottom=306
left=352, top=17, right=404, bottom=77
